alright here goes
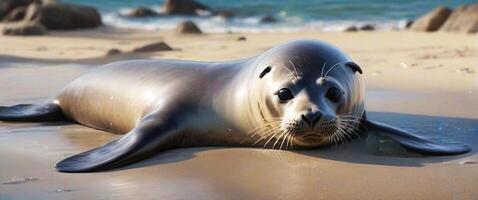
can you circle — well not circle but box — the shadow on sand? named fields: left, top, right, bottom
left=98, top=112, right=478, bottom=172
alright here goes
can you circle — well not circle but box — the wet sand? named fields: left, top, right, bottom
left=0, top=29, right=477, bottom=199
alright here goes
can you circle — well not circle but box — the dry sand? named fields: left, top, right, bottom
left=0, top=28, right=477, bottom=200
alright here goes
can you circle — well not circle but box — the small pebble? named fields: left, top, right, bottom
left=56, top=188, right=73, bottom=192
left=237, top=36, right=247, bottom=41
left=400, top=62, right=409, bottom=68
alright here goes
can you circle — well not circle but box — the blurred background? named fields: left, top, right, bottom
left=65, top=0, right=476, bottom=32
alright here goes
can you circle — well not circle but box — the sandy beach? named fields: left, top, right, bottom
left=0, top=27, right=477, bottom=200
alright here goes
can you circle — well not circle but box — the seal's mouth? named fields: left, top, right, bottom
left=302, top=133, right=322, bottom=139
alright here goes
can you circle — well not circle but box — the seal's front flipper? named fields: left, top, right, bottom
left=364, top=119, right=471, bottom=155
left=55, top=112, right=181, bottom=172
left=0, top=102, right=65, bottom=122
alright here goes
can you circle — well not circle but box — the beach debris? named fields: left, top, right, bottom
left=176, top=20, right=202, bottom=34
left=133, top=42, right=174, bottom=53
left=260, top=15, right=277, bottom=24
left=343, top=25, right=358, bottom=32
left=410, top=6, right=452, bottom=32
left=2, top=21, right=47, bottom=36
left=56, top=188, right=73, bottom=192
left=360, top=24, right=375, bottom=31
left=440, top=4, right=478, bottom=33
left=164, top=0, right=210, bottom=16
left=2, top=176, right=38, bottom=184
left=237, top=36, right=247, bottom=41
left=106, top=48, right=122, bottom=56
left=455, top=67, right=475, bottom=74
left=123, top=7, right=159, bottom=18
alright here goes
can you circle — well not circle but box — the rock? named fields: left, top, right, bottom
left=106, top=48, right=122, bottom=56
left=2, top=22, right=47, bottom=35
left=2, top=6, right=27, bottom=22
left=133, top=42, right=173, bottom=52
left=260, top=15, right=277, bottom=24
left=440, top=4, right=478, bottom=33
left=405, top=20, right=414, bottom=28
left=0, top=0, right=34, bottom=20
left=360, top=24, right=375, bottom=31
left=237, top=36, right=246, bottom=41
left=344, top=25, right=358, bottom=32
left=410, top=6, right=452, bottom=32
left=176, top=20, right=202, bottom=34
left=123, top=7, right=159, bottom=17
left=39, top=2, right=102, bottom=30
left=164, top=0, right=210, bottom=16
left=215, top=10, right=234, bottom=18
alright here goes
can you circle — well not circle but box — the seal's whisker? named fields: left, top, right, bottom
left=246, top=121, right=282, bottom=136
left=284, top=131, right=292, bottom=150
left=264, top=129, right=284, bottom=148
left=288, top=60, right=300, bottom=79
left=279, top=131, right=288, bottom=150
left=324, top=61, right=346, bottom=77
left=272, top=131, right=286, bottom=149
left=320, top=62, right=327, bottom=78
left=337, top=120, right=360, bottom=135
left=276, top=63, right=299, bottom=81
left=337, top=122, right=361, bottom=139
left=253, top=126, right=281, bottom=145
left=241, top=121, right=283, bottom=144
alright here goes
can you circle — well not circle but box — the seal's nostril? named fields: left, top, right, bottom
left=311, top=113, right=321, bottom=127
left=301, top=114, right=312, bottom=127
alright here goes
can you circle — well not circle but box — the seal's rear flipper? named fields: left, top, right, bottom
left=364, top=119, right=471, bottom=155
left=56, top=113, right=180, bottom=172
left=0, top=103, right=65, bottom=122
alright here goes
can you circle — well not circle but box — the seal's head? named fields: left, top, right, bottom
left=248, top=40, right=365, bottom=149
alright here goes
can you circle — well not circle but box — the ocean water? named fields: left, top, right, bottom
left=64, top=0, right=475, bottom=32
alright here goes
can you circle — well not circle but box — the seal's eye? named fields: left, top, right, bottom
left=325, top=87, right=342, bottom=103
left=276, top=88, right=294, bottom=102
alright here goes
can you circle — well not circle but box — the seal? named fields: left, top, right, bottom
left=0, top=40, right=470, bottom=172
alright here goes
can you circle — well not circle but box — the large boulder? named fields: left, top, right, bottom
left=259, top=15, right=277, bottom=24
left=410, top=6, right=452, bottom=32
left=133, top=42, right=173, bottom=52
left=2, top=21, right=47, bottom=35
left=0, top=0, right=34, bottom=20
left=39, top=2, right=102, bottom=30
left=164, top=0, right=209, bottom=16
left=440, top=4, right=478, bottom=33
left=176, top=20, right=202, bottom=34
left=123, top=7, right=159, bottom=18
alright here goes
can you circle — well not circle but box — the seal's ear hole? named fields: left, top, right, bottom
left=259, top=66, right=272, bottom=79
left=346, top=62, right=363, bottom=74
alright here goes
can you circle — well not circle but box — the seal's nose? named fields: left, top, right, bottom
left=301, top=112, right=322, bottom=128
